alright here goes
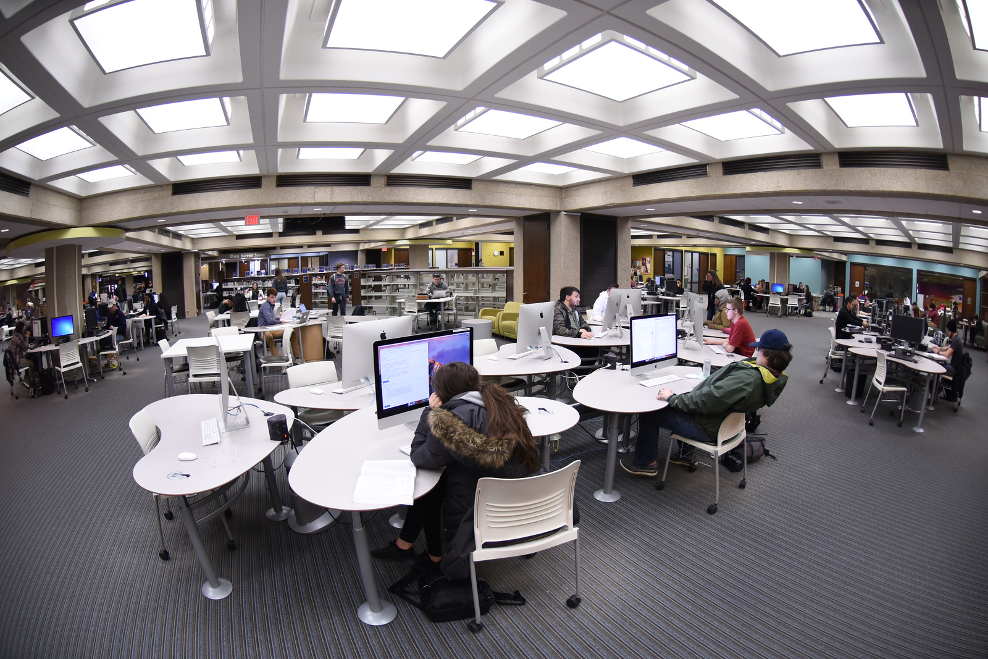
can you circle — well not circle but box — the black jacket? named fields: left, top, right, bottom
left=835, top=305, right=861, bottom=340
left=409, top=391, right=535, bottom=580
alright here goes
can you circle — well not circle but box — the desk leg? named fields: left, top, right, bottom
left=261, top=454, right=291, bottom=521
left=525, top=375, right=533, bottom=397
left=288, top=488, right=340, bottom=534
left=244, top=348, right=257, bottom=396
left=847, top=354, right=862, bottom=405
left=178, top=497, right=232, bottom=600
left=913, top=373, right=931, bottom=434
left=836, top=348, right=848, bottom=393
left=594, top=413, right=622, bottom=503
left=352, top=510, right=398, bottom=626
left=389, top=505, right=407, bottom=530
left=164, top=358, right=175, bottom=397
left=541, top=435, right=551, bottom=471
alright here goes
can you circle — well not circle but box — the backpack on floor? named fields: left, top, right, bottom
left=39, top=368, right=57, bottom=396
left=722, top=436, right=776, bottom=473
left=390, top=564, right=525, bottom=623
left=351, top=305, right=366, bottom=316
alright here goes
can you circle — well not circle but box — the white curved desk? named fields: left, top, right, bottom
left=133, top=395, right=294, bottom=600
left=846, top=346, right=945, bottom=433
left=676, top=339, right=742, bottom=369
left=517, top=396, right=580, bottom=470
left=552, top=331, right=630, bottom=348
left=475, top=344, right=581, bottom=396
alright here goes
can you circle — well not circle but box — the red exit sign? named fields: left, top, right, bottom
left=245, top=215, right=259, bottom=226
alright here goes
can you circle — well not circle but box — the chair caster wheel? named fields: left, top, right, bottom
left=467, top=620, right=484, bottom=634
left=224, top=509, right=233, bottom=518
left=739, top=479, right=746, bottom=489
left=868, top=420, right=874, bottom=426
left=227, top=540, right=236, bottom=551
left=64, top=394, right=68, bottom=399
left=159, top=550, right=170, bottom=561
left=688, top=462, right=698, bottom=473
left=707, top=504, right=718, bottom=514
left=566, top=595, right=582, bottom=609
left=655, top=481, right=665, bottom=490
left=819, top=379, right=824, bottom=384
left=897, top=421, right=902, bottom=427
left=163, top=511, right=174, bottom=520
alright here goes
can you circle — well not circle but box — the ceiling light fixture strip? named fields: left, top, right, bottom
left=540, top=30, right=692, bottom=78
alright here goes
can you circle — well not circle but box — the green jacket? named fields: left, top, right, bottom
left=667, top=360, right=788, bottom=441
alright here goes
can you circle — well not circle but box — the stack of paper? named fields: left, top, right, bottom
left=353, top=460, right=416, bottom=505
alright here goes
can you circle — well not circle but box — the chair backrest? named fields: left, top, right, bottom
left=769, top=294, right=780, bottom=305
left=716, top=412, right=746, bottom=447
left=474, top=461, right=580, bottom=548
left=157, top=338, right=170, bottom=352
left=287, top=361, right=339, bottom=388
left=170, top=305, right=178, bottom=320
left=187, top=344, right=221, bottom=377
left=474, top=338, right=498, bottom=356
left=502, top=301, right=521, bottom=315
left=205, top=311, right=216, bottom=323
left=874, top=350, right=889, bottom=386
left=281, top=326, right=295, bottom=363
left=211, top=326, right=240, bottom=338
left=248, top=300, right=258, bottom=312
left=128, top=409, right=160, bottom=455
left=828, top=326, right=838, bottom=350
left=230, top=311, right=250, bottom=329
left=58, top=341, right=82, bottom=368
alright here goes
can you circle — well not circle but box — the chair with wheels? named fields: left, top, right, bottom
left=467, top=461, right=583, bottom=634
left=187, top=344, right=223, bottom=393
left=860, top=351, right=908, bottom=427
left=128, top=410, right=173, bottom=561
left=820, top=326, right=845, bottom=384
left=98, top=332, right=127, bottom=377
left=117, top=324, right=137, bottom=361
left=937, top=352, right=972, bottom=413
left=55, top=341, right=87, bottom=399
left=441, top=293, right=459, bottom=328
left=206, top=310, right=217, bottom=329
left=322, top=317, right=343, bottom=359
left=656, top=412, right=748, bottom=514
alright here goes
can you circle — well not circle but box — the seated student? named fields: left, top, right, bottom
left=740, top=277, right=757, bottom=310
left=553, top=286, right=593, bottom=338
left=703, top=297, right=755, bottom=357
left=217, top=297, right=233, bottom=315
left=931, top=319, right=964, bottom=379
left=143, top=294, right=163, bottom=341
left=589, top=282, right=618, bottom=323
left=426, top=274, right=447, bottom=327
left=370, top=362, right=540, bottom=579
left=672, top=279, right=685, bottom=295
left=621, top=329, right=792, bottom=475
left=105, top=300, right=128, bottom=340
left=704, top=289, right=732, bottom=331
left=836, top=296, right=867, bottom=340
left=232, top=291, right=249, bottom=313
left=803, top=286, right=814, bottom=316
left=8, top=321, right=35, bottom=377
left=912, top=304, right=923, bottom=319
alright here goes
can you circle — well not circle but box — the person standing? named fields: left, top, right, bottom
left=114, top=279, right=127, bottom=306
left=273, top=269, right=289, bottom=307
left=426, top=273, right=447, bottom=327
left=329, top=263, right=350, bottom=317
left=589, top=282, right=618, bottom=323
left=702, top=271, right=724, bottom=322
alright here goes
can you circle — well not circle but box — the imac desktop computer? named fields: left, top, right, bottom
left=373, top=328, right=474, bottom=430
left=340, top=316, right=414, bottom=391
left=630, top=314, right=678, bottom=377
left=513, top=301, right=555, bottom=360
left=51, top=315, right=74, bottom=344
left=770, top=283, right=785, bottom=294
left=599, top=289, right=641, bottom=337
left=680, top=291, right=705, bottom=349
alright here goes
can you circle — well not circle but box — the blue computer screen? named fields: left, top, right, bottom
left=51, top=315, right=74, bottom=338
left=771, top=283, right=785, bottom=294
left=374, top=329, right=473, bottom=416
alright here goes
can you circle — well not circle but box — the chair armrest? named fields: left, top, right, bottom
left=499, top=312, right=519, bottom=324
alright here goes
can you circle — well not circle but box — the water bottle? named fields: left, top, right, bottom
left=702, top=357, right=711, bottom=378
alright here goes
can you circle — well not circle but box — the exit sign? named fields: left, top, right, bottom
left=245, top=215, right=259, bottom=226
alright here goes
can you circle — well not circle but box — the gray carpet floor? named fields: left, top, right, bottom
left=0, top=310, right=986, bottom=659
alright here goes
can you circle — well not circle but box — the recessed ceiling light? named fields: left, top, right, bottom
left=157, top=219, right=166, bottom=222
left=72, top=0, right=213, bottom=74
left=973, top=209, right=983, bottom=214
left=646, top=208, right=655, bottom=211
left=76, top=164, right=136, bottom=183
left=313, top=208, right=322, bottom=211
left=456, top=108, right=561, bottom=140
left=583, top=137, right=664, bottom=159
left=681, top=109, right=782, bottom=141
left=518, top=162, right=578, bottom=175
left=468, top=209, right=478, bottom=212
left=541, top=34, right=692, bottom=102
left=297, top=147, right=365, bottom=160
left=176, top=150, right=243, bottom=166
left=324, top=0, right=498, bottom=58
left=15, top=126, right=95, bottom=161
left=792, top=201, right=804, bottom=204
left=709, top=0, right=881, bottom=57
left=412, top=151, right=483, bottom=165
left=824, top=93, right=917, bottom=127
left=0, top=229, right=8, bottom=233
left=0, top=70, right=31, bottom=116
left=136, top=97, right=231, bottom=133
left=305, top=93, right=404, bottom=124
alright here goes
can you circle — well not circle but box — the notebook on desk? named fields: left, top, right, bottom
left=352, top=460, right=416, bottom=505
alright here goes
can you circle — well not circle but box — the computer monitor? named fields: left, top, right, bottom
left=153, top=294, right=159, bottom=303
left=601, top=289, right=639, bottom=336
left=770, top=283, right=785, bottom=294
left=84, top=307, right=98, bottom=333
left=889, top=314, right=926, bottom=346
left=516, top=301, right=555, bottom=356
left=212, top=282, right=220, bottom=290
left=341, top=316, right=414, bottom=389
left=616, top=288, right=642, bottom=318
left=682, top=292, right=705, bottom=344
left=373, top=327, right=474, bottom=430
left=51, top=315, right=74, bottom=341
left=630, top=314, right=678, bottom=375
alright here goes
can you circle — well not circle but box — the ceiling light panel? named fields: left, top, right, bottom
left=582, top=137, right=664, bottom=159
left=72, top=0, right=212, bottom=74
left=709, top=0, right=881, bottom=57
left=455, top=108, right=561, bottom=140
left=959, top=0, right=988, bottom=50
left=324, top=0, right=498, bottom=58
left=15, top=126, right=94, bottom=161
left=176, top=150, right=242, bottom=166
left=540, top=33, right=692, bottom=102
left=412, top=151, right=482, bottom=165
left=136, top=97, right=231, bottom=133
left=681, top=109, right=783, bottom=141
left=824, top=93, right=917, bottom=127
left=305, top=93, right=404, bottom=124
left=297, top=147, right=365, bottom=160
left=0, top=70, right=31, bottom=116
left=518, top=162, right=578, bottom=175
left=76, top=164, right=136, bottom=183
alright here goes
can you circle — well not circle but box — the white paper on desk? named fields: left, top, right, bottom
left=353, top=460, right=416, bottom=505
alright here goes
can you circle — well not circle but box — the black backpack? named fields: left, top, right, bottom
left=390, top=564, right=525, bottom=624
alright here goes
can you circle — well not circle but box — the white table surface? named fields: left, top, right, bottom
left=474, top=344, right=581, bottom=377
left=214, top=310, right=260, bottom=321
left=677, top=318, right=730, bottom=339
left=274, top=384, right=376, bottom=411
left=161, top=334, right=254, bottom=358
left=572, top=364, right=702, bottom=415
left=677, top=338, right=742, bottom=368
left=552, top=328, right=630, bottom=348
left=516, top=396, right=579, bottom=437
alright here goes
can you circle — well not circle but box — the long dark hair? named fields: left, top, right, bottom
left=275, top=268, right=285, bottom=282
left=431, top=362, right=539, bottom=473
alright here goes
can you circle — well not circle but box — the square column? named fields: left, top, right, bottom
left=45, top=244, right=83, bottom=340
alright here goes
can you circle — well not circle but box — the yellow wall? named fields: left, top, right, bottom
left=481, top=242, right=513, bottom=267
left=707, top=247, right=726, bottom=282
left=631, top=246, right=653, bottom=275
left=380, top=247, right=394, bottom=266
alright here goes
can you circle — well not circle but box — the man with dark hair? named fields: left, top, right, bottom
left=836, top=296, right=867, bottom=340
left=105, top=300, right=128, bottom=340
left=330, top=263, right=350, bottom=317
left=621, top=329, right=792, bottom=476
left=426, top=274, right=447, bottom=326
left=553, top=286, right=592, bottom=339
left=932, top=319, right=964, bottom=377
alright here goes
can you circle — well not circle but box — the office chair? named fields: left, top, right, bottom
left=286, top=362, right=345, bottom=432
left=187, top=344, right=223, bottom=393
left=259, top=326, right=294, bottom=398
left=158, top=338, right=188, bottom=394
left=860, top=351, right=908, bottom=427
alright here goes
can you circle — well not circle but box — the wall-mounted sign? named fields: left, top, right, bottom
left=245, top=215, right=260, bottom=226
left=228, top=251, right=268, bottom=260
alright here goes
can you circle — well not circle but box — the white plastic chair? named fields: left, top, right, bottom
left=442, top=293, right=459, bottom=328
left=129, top=410, right=171, bottom=561
left=767, top=295, right=782, bottom=317
left=820, top=326, right=845, bottom=384
left=211, top=326, right=240, bottom=337
left=98, top=332, right=127, bottom=377
left=322, top=317, right=343, bottom=359
left=473, top=338, right=498, bottom=356
left=117, top=324, right=137, bottom=361
left=467, top=460, right=582, bottom=633
left=657, top=412, right=747, bottom=514
left=786, top=296, right=800, bottom=318
left=158, top=338, right=188, bottom=394
left=286, top=362, right=344, bottom=431
left=55, top=341, right=87, bottom=398
left=187, top=343, right=223, bottom=393
left=260, top=326, right=294, bottom=397
left=860, top=351, right=908, bottom=427
left=206, top=310, right=217, bottom=329
left=230, top=311, right=250, bottom=330
left=169, top=305, right=180, bottom=335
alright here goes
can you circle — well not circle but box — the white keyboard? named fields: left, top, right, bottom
left=398, top=443, right=412, bottom=456
left=639, top=374, right=681, bottom=388
left=201, top=417, right=221, bottom=446
left=709, top=345, right=726, bottom=355
left=507, top=349, right=536, bottom=360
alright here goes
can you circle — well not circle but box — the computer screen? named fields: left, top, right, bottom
left=771, top=283, right=785, bottom=294
left=890, top=314, right=926, bottom=345
left=212, top=282, right=220, bottom=290
left=374, top=328, right=473, bottom=427
left=84, top=308, right=98, bottom=331
left=51, top=315, right=74, bottom=338
left=341, top=316, right=414, bottom=389
left=630, top=314, right=678, bottom=372
left=516, top=301, right=554, bottom=353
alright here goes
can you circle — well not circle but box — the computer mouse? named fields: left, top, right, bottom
left=178, top=452, right=197, bottom=461
left=487, top=355, right=498, bottom=361
left=310, top=388, right=324, bottom=395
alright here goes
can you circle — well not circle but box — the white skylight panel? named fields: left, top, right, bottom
left=840, top=216, right=895, bottom=228
left=905, top=220, right=949, bottom=233
left=0, top=70, right=31, bottom=116
left=729, top=214, right=782, bottom=224
left=962, top=225, right=988, bottom=238
left=297, top=147, right=365, bottom=160
left=72, top=0, right=211, bottom=74
left=959, top=0, right=988, bottom=50
left=345, top=216, right=384, bottom=229
left=412, top=151, right=483, bottom=165
left=176, top=150, right=242, bottom=166
left=681, top=110, right=783, bottom=141
left=518, top=162, right=578, bottom=175
left=15, top=127, right=94, bottom=161
left=324, top=0, right=498, bottom=58
left=305, top=93, right=404, bottom=124
left=76, top=164, right=136, bottom=183
left=456, top=108, right=561, bottom=140
left=389, top=216, right=440, bottom=222
left=709, top=0, right=881, bottom=57
left=542, top=39, right=691, bottom=102
left=784, top=215, right=836, bottom=225
left=136, top=97, right=230, bottom=133
left=582, top=137, right=664, bottom=159
left=824, top=93, right=917, bottom=127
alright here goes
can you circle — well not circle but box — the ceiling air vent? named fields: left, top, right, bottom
left=632, top=164, right=707, bottom=187
left=0, top=171, right=30, bottom=197
left=748, top=224, right=770, bottom=235
left=435, top=217, right=455, bottom=225
left=718, top=217, right=746, bottom=229
left=386, top=175, right=472, bottom=189
left=832, top=236, right=870, bottom=245
left=838, top=151, right=949, bottom=170
left=916, top=243, right=954, bottom=254
left=276, top=174, right=371, bottom=187
left=172, top=177, right=262, bottom=196
left=875, top=239, right=912, bottom=249
left=722, top=154, right=822, bottom=176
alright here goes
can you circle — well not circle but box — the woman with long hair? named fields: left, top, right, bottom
left=371, top=362, right=540, bottom=580
left=273, top=268, right=288, bottom=307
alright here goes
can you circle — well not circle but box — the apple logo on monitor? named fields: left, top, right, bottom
left=380, top=331, right=387, bottom=340
left=539, top=311, right=544, bottom=318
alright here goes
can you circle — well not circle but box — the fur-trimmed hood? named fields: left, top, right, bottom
left=428, top=406, right=515, bottom=470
